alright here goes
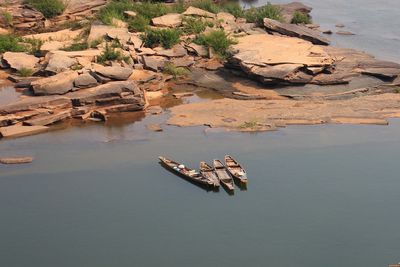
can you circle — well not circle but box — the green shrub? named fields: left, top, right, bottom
left=191, top=0, right=220, bottom=13
left=97, top=43, right=130, bottom=64
left=62, top=42, right=88, bottom=51
left=291, top=11, right=312, bottom=24
left=2, top=11, right=13, bottom=26
left=127, top=15, right=150, bottom=32
left=141, top=28, right=181, bottom=49
left=20, top=37, right=43, bottom=55
left=0, top=35, right=26, bottom=53
left=221, top=2, right=244, bottom=18
left=26, top=0, right=66, bottom=18
left=194, top=30, right=236, bottom=58
left=182, top=17, right=208, bottom=34
left=244, top=3, right=282, bottom=25
left=163, top=63, right=189, bottom=79
left=17, top=67, right=34, bottom=77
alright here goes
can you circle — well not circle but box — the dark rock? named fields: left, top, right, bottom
left=264, top=18, right=330, bottom=45
left=361, top=68, right=400, bottom=80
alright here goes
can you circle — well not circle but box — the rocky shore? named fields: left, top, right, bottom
left=0, top=0, right=400, bottom=138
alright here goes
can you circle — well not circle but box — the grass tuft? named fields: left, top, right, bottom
left=97, top=43, right=130, bottom=64
left=17, top=67, right=34, bottom=77
left=163, top=63, right=189, bottom=79
left=291, top=11, right=312, bottom=24
left=244, top=3, right=282, bottom=25
left=26, top=0, right=66, bottom=18
left=194, top=30, right=237, bottom=58
left=141, top=28, right=181, bottom=49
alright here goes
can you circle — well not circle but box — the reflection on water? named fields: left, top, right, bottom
left=0, top=86, right=21, bottom=106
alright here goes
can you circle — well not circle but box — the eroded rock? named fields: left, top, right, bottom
left=31, top=71, right=79, bottom=95
left=152, top=13, right=182, bottom=27
left=2, top=52, right=39, bottom=71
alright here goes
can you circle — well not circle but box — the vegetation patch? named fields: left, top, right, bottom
left=26, top=0, right=66, bottom=18
left=17, top=67, right=34, bottom=77
left=194, top=30, right=237, bottom=58
left=62, top=42, right=89, bottom=51
left=163, top=63, right=189, bottom=79
left=0, top=35, right=26, bottom=53
left=97, top=43, right=130, bottom=64
left=182, top=17, right=213, bottom=34
left=239, top=120, right=259, bottom=129
left=141, top=28, right=181, bottom=49
left=244, top=3, right=282, bottom=25
left=291, top=11, right=312, bottom=24
left=128, top=15, right=150, bottom=32
left=2, top=11, right=13, bottom=26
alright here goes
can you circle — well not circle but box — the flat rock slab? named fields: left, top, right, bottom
left=45, top=53, right=77, bottom=73
left=74, top=73, right=98, bottom=88
left=231, top=34, right=333, bottom=67
left=0, top=96, right=71, bottom=115
left=183, top=6, right=215, bottom=18
left=31, top=71, right=79, bottom=95
left=24, top=110, right=71, bottom=126
left=24, top=29, right=83, bottom=42
left=361, top=68, right=400, bottom=80
left=88, top=25, right=130, bottom=44
left=152, top=13, right=182, bottom=27
left=264, top=18, right=330, bottom=45
left=94, top=66, right=133, bottom=80
left=0, top=157, right=33, bottom=164
left=2, top=52, right=40, bottom=71
left=154, top=44, right=187, bottom=57
left=0, top=124, right=49, bottom=138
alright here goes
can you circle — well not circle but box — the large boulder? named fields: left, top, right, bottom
left=182, top=6, right=216, bottom=18
left=152, top=13, right=182, bottom=27
left=31, top=71, right=79, bottom=95
left=93, top=66, right=133, bottom=81
left=2, top=52, right=39, bottom=71
left=264, top=18, right=330, bottom=45
left=45, top=53, right=77, bottom=73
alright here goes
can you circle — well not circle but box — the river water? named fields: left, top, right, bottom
left=1, top=1, right=400, bottom=267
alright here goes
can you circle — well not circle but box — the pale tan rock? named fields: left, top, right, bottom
left=183, top=6, right=216, bottom=18
left=88, top=24, right=130, bottom=43
left=111, top=18, right=128, bottom=28
left=216, top=12, right=235, bottom=23
left=154, top=44, right=187, bottom=57
left=2, top=52, right=39, bottom=71
left=41, top=41, right=70, bottom=52
left=124, top=11, right=137, bottom=18
left=0, top=27, right=9, bottom=35
left=0, top=124, right=49, bottom=138
left=24, top=29, right=83, bottom=42
left=31, top=71, right=79, bottom=95
left=152, top=13, right=182, bottom=27
left=45, top=53, right=77, bottom=73
left=231, top=34, right=333, bottom=67
left=0, top=157, right=33, bottom=164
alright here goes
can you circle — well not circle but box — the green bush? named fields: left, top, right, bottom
left=182, top=17, right=212, bottom=34
left=0, top=35, right=26, bottom=53
left=244, top=3, right=282, bottom=25
left=163, top=63, right=189, bottom=79
left=221, top=2, right=244, bottom=18
left=128, top=15, right=150, bottom=32
left=191, top=0, right=220, bottom=13
left=291, top=11, right=312, bottom=24
left=194, top=30, right=237, bottom=58
left=62, top=42, right=89, bottom=51
left=141, top=28, right=181, bottom=49
left=20, top=37, right=43, bottom=55
left=26, top=0, right=66, bottom=18
left=98, top=0, right=184, bottom=28
left=2, top=11, right=13, bottom=26
left=17, top=67, right=34, bottom=77
left=97, top=43, right=130, bottom=64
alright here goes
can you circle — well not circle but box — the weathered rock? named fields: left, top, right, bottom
left=52, top=0, right=108, bottom=24
left=24, top=29, right=83, bottom=42
left=216, top=12, right=235, bottom=23
left=31, top=71, right=79, bottom=95
left=66, top=81, right=143, bottom=106
left=171, top=56, right=195, bottom=67
left=0, top=3, right=45, bottom=31
left=231, top=34, right=333, bottom=67
left=0, top=157, right=33, bottom=164
left=2, top=52, right=39, bottom=71
left=278, top=2, right=312, bottom=23
left=0, top=124, right=49, bottom=138
left=129, top=35, right=143, bottom=49
left=124, top=11, right=137, bottom=18
left=185, top=43, right=208, bottom=57
left=141, top=56, right=166, bottom=72
left=154, top=44, right=187, bottom=57
left=264, top=18, right=330, bottom=45
left=147, top=123, right=163, bottom=132
left=337, top=30, right=355, bottom=36
left=51, top=49, right=102, bottom=59
left=94, top=66, right=133, bottom=80
left=183, top=6, right=215, bottom=18
left=45, top=53, right=77, bottom=73
left=88, top=24, right=130, bottom=44
left=24, top=110, right=71, bottom=126
left=41, top=41, right=69, bottom=52
left=0, top=96, right=71, bottom=115
left=74, top=73, right=98, bottom=88
left=361, top=68, right=400, bottom=80
left=152, top=13, right=182, bottom=27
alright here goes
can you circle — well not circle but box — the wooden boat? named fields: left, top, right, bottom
left=199, top=162, right=220, bottom=187
left=224, top=155, right=248, bottom=184
left=213, top=159, right=234, bottom=191
left=159, top=156, right=215, bottom=187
